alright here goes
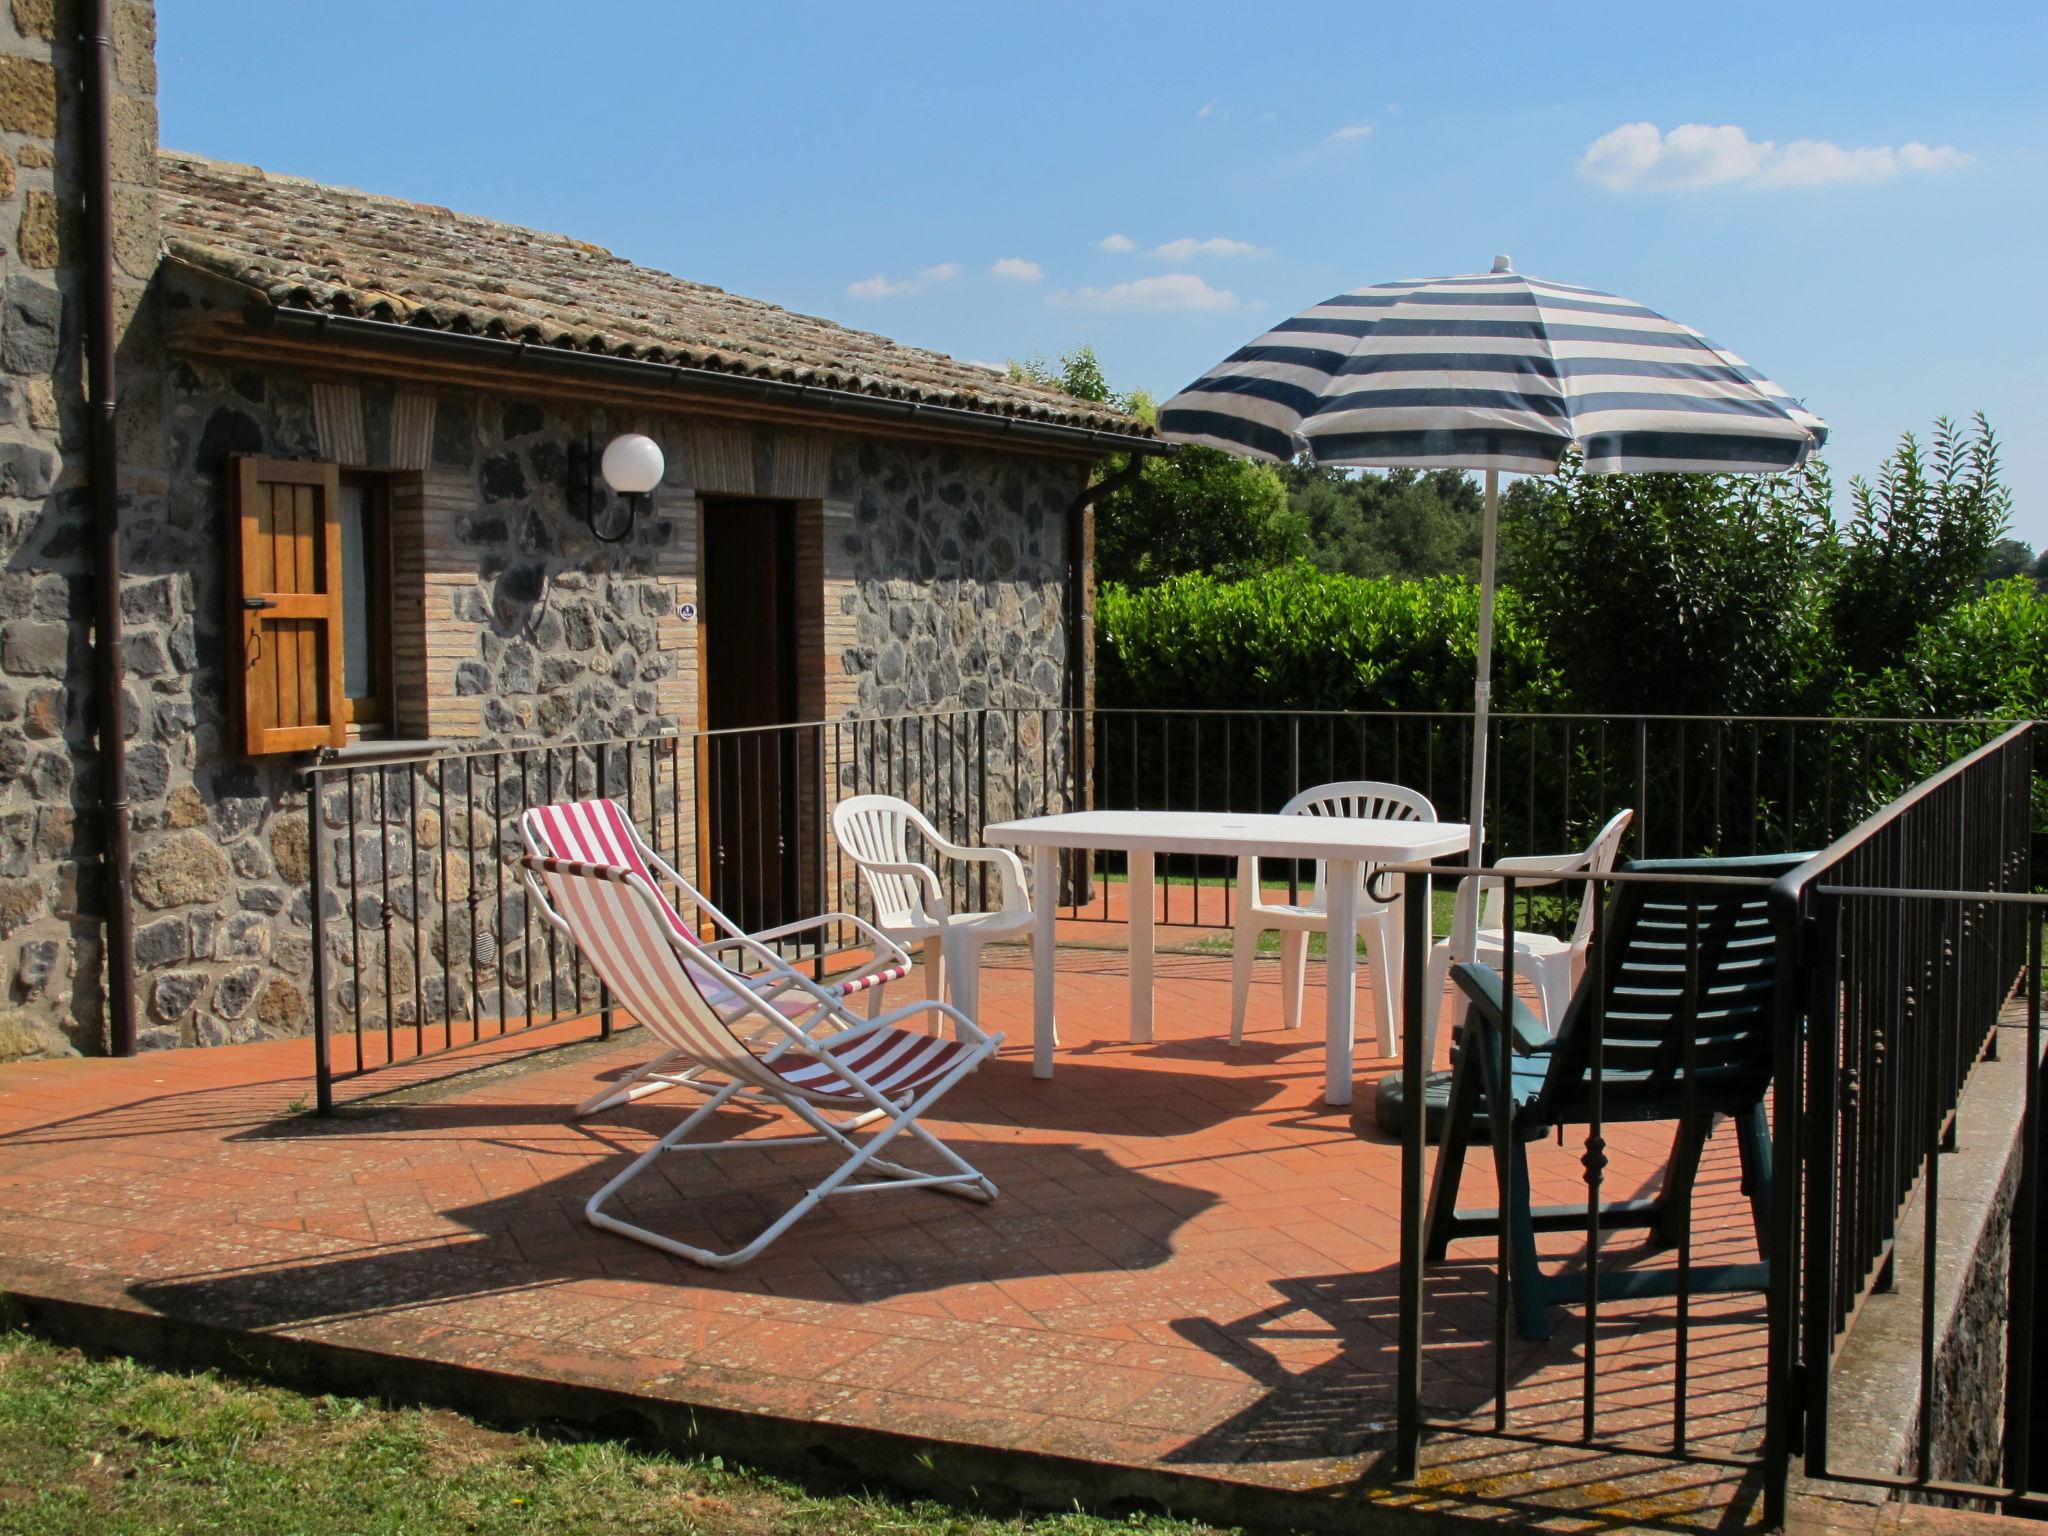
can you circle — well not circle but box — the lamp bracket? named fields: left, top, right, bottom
left=568, top=431, right=640, bottom=545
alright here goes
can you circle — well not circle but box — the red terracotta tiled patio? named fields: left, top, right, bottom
left=0, top=941, right=1775, bottom=1530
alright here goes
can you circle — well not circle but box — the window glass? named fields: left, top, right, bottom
left=338, top=481, right=373, bottom=702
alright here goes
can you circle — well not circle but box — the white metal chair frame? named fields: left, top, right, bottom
left=1422, top=807, right=1635, bottom=1041
left=1229, top=780, right=1437, bottom=1055
left=831, top=793, right=1034, bottom=1022
left=525, top=852, right=1002, bottom=1269
left=521, top=798, right=913, bottom=1117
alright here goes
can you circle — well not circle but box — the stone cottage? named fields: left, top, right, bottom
left=0, top=0, right=1157, bottom=1059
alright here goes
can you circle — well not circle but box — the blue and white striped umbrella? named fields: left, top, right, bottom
left=1158, top=260, right=1826, bottom=475
left=1157, top=259, right=1825, bottom=1065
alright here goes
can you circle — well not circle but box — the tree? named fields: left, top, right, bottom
left=1982, top=537, right=2036, bottom=588
left=1844, top=576, right=2048, bottom=723
left=1008, top=345, right=1128, bottom=412
left=1096, top=446, right=1306, bottom=587
left=1831, top=413, right=2011, bottom=677
left=1010, top=345, right=1303, bottom=587
left=1501, top=454, right=1838, bottom=716
left=1281, top=463, right=1485, bottom=579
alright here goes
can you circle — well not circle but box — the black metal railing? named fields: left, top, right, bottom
left=300, top=705, right=2046, bottom=1516
left=306, top=707, right=2026, bottom=1110
left=1385, top=721, right=2042, bottom=1521
left=1086, top=708, right=2021, bottom=896
left=1388, top=859, right=1799, bottom=1494
left=303, top=708, right=1079, bottom=1109
left=1790, top=725, right=2034, bottom=1343
left=1780, top=722, right=2044, bottom=1508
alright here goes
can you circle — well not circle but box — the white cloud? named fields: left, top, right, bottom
left=1150, top=235, right=1266, bottom=260
left=990, top=257, right=1042, bottom=282
left=1097, top=233, right=1136, bottom=253
left=1051, top=273, right=1240, bottom=312
left=1759, top=137, right=1972, bottom=187
left=845, top=261, right=962, bottom=299
left=1196, top=101, right=1217, bottom=118
left=1328, top=123, right=1374, bottom=143
left=1579, top=121, right=1972, bottom=193
left=847, top=275, right=907, bottom=300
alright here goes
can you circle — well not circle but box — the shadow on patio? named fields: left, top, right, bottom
left=0, top=951, right=1775, bottom=1528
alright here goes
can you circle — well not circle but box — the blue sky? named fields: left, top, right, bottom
left=159, top=1, right=2048, bottom=542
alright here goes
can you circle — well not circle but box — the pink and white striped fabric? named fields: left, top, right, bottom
left=523, top=799, right=702, bottom=945
left=771, top=1028, right=970, bottom=1101
left=534, top=859, right=967, bottom=1103
left=522, top=798, right=910, bottom=999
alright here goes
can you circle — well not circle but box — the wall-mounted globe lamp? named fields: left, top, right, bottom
left=567, top=431, right=665, bottom=544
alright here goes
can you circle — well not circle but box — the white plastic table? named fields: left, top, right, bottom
left=983, top=810, right=1470, bottom=1106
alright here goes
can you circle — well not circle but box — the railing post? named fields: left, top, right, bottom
left=1395, top=864, right=1429, bottom=1479
left=813, top=722, right=828, bottom=982
left=1802, top=891, right=1842, bottom=1478
left=1288, top=716, right=1302, bottom=902
left=596, top=745, right=614, bottom=1039
left=977, top=708, right=991, bottom=913
left=1636, top=719, right=1650, bottom=858
left=309, top=765, right=332, bottom=1115
left=2006, top=915, right=2042, bottom=1499
left=1764, top=878, right=1809, bottom=1526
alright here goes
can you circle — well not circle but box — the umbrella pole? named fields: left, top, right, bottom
left=1457, top=469, right=1501, bottom=961
left=1386, top=467, right=1500, bottom=1134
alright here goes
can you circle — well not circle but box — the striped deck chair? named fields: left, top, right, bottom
left=525, top=852, right=1001, bottom=1267
left=521, top=799, right=912, bottom=1117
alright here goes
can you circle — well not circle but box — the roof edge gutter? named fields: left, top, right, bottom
left=247, top=305, right=1175, bottom=458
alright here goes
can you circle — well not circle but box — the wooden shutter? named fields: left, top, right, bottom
left=229, top=458, right=346, bottom=755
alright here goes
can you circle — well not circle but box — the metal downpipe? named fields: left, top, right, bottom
left=83, top=0, right=136, bottom=1055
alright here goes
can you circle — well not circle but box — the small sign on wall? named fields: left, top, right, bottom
left=677, top=601, right=698, bottom=621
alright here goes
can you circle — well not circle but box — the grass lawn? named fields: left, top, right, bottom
left=0, top=1332, right=1235, bottom=1536
left=1089, top=873, right=1580, bottom=960
left=1174, top=889, right=1463, bottom=959
left=1095, top=872, right=1462, bottom=958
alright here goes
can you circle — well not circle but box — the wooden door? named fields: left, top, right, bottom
left=702, top=498, right=799, bottom=930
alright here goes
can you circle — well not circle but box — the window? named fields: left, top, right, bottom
left=228, top=458, right=395, bottom=755
left=336, top=472, right=394, bottom=728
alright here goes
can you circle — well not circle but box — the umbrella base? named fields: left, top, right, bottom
left=1360, top=1068, right=1493, bottom=1142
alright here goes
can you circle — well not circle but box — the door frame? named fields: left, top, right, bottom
left=695, top=494, right=802, bottom=927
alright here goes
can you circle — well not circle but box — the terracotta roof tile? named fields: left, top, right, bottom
left=156, top=150, right=1150, bottom=439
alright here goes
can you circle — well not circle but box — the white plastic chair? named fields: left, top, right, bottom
left=831, top=794, right=1034, bottom=1023
left=522, top=798, right=912, bottom=1116
left=525, top=851, right=1000, bottom=1269
left=1422, top=807, right=1635, bottom=1038
left=1229, top=781, right=1436, bottom=1056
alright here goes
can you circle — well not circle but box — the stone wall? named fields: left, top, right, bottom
left=1, top=270, right=1088, bottom=1054
left=0, top=0, right=162, bottom=1058
left=829, top=436, right=1069, bottom=718
left=1804, top=1009, right=2036, bottom=1509
left=823, top=433, right=1079, bottom=856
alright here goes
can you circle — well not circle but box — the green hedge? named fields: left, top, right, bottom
left=1835, top=577, right=2047, bottom=821
left=1096, top=563, right=1559, bottom=713
left=1843, top=577, right=2048, bottom=722
left=1091, top=565, right=2033, bottom=860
